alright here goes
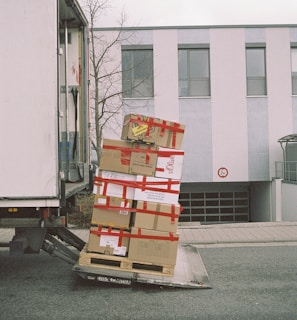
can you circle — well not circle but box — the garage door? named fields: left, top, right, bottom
left=179, top=190, right=249, bottom=224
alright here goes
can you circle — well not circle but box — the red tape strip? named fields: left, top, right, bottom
left=93, top=201, right=181, bottom=220
left=135, top=203, right=180, bottom=222
left=90, top=226, right=179, bottom=242
left=103, top=144, right=184, bottom=157
left=94, top=176, right=180, bottom=195
left=129, top=117, right=184, bottom=134
left=93, top=203, right=134, bottom=212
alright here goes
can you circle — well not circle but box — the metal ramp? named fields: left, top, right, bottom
left=73, top=244, right=211, bottom=289
left=42, top=227, right=86, bottom=265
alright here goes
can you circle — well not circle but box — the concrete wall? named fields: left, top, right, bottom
left=250, top=182, right=271, bottom=221
left=281, top=183, right=297, bottom=221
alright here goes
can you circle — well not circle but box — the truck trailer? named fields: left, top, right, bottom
left=0, top=0, right=90, bottom=260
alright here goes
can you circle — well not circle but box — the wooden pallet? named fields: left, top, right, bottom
left=78, top=246, right=175, bottom=276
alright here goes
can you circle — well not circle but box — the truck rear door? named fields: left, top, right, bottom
left=0, top=1, right=59, bottom=202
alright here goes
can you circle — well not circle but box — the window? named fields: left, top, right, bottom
left=122, top=47, right=154, bottom=98
left=178, top=47, right=210, bottom=97
left=246, top=47, right=267, bottom=96
left=291, top=47, right=297, bottom=95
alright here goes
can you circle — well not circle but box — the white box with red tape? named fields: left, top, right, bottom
left=94, top=170, right=180, bottom=205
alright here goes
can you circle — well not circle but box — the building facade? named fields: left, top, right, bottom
left=95, top=25, right=297, bottom=223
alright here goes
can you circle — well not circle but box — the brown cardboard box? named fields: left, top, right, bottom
left=92, top=195, right=133, bottom=228
left=128, top=227, right=179, bottom=265
left=87, top=226, right=130, bottom=256
left=133, top=201, right=180, bottom=232
left=100, top=139, right=158, bottom=176
left=100, top=139, right=185, bottom=179
left=121, top=114, right=185, bottom=150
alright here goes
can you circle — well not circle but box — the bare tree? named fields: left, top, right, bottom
left=83, top=0, right=127, bottom=164
left=83, top=0, right=153, bottom=165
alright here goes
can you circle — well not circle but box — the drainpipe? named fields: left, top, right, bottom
left=64, top=21, right=70, bottom=181
left=278, top=140, right=285, bottom=179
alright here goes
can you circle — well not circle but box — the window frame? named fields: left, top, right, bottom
left=178, top=44, right=211, bottom=97
left=246, top=44, right=267, bottom=96
left=121, top=45, right=154, bottom=99
left=290, top=44, right=297, bottom=95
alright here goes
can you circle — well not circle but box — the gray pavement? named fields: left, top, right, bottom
left=179, top=221, right=297, bottom=247
left=1, top=221, right=297, bottom=247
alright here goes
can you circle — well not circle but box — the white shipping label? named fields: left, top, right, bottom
left=99, top=235, right=127, bottom=256
left=119, top=210, right=129, bottom=216
left=113, top=246, right=127, bottom=256
left=97, top=198, right=107, bottom=205
left=99, top=235, right=119, bottom=248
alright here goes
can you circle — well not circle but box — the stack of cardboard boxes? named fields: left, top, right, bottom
left=87, top=114, right=185, bottom=271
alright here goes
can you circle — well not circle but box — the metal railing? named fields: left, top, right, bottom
left=275, top=161, right=297, bottom=182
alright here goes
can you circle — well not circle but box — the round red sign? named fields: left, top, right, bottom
left=218, top=167, right=228, bottom=178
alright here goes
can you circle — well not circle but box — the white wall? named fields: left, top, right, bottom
left=281, top=183, right=297, bottom=221
left=210, top=28, right=248, bottom=182
left=153, top=30, right=179, bottom=121
left=266, top=28, right=292, bottom=178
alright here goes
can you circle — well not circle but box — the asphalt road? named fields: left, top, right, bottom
left=0, top=245, right=296, bottom=320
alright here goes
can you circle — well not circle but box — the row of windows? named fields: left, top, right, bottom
left=122, top=47, right=297, bottom=98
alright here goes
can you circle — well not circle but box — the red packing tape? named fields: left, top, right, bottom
left=104, top=143, right=184, bottom=173
left=129, top=117, right=184, bottom=134
left=136, top=202, right=179, bottom=222
left=94, top=176, right=180, bottom=195
left=90, top=226, right=179, bottom=242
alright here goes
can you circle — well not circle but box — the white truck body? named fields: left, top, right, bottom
left=0, top=0, right=90, bottom=210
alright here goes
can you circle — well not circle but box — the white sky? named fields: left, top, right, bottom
left=86, top=0, right=297, bottom=28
